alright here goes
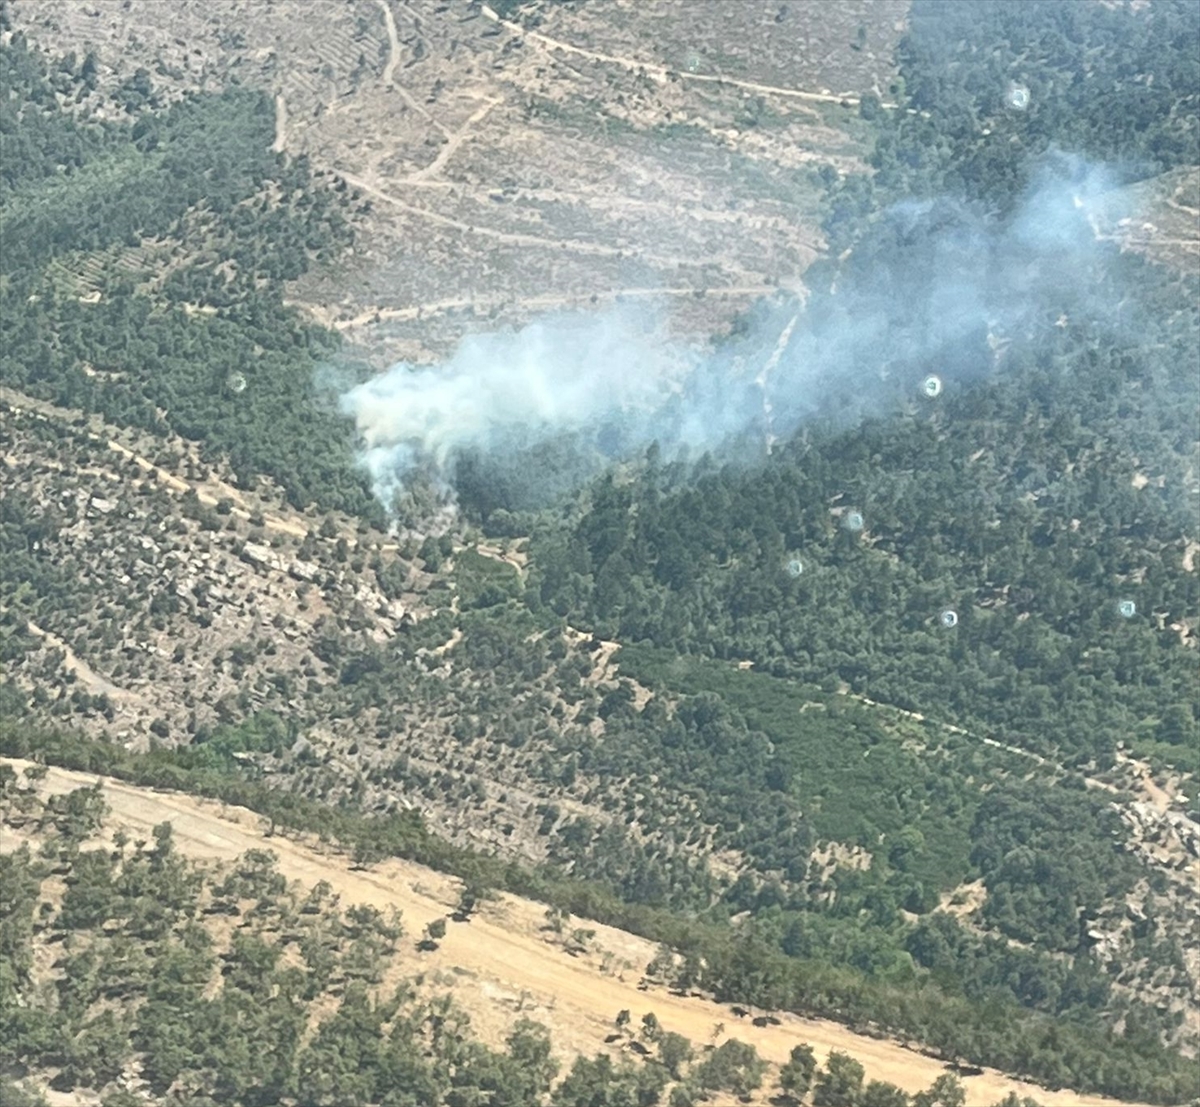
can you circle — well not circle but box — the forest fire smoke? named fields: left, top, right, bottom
left=339, top=153, right=1133, bottom=514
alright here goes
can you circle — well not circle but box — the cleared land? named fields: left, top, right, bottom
left=9, top=0, right=896, bottom=363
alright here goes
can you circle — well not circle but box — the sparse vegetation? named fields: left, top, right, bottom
left=3, top=773, right=1058, bottom=1107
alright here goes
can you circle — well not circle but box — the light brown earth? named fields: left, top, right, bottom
left=2, top=757, right=1160, bottom=1107
left=9, top=0, right=899, bottom=364
left=22, top=621, right=143, bottom=708
left=1086, top=165, right=1200, bottom=272
left=0, top=386, right=311, bottom=541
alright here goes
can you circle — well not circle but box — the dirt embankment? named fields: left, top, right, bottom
left=2, top=758, right=1158, bottom=1107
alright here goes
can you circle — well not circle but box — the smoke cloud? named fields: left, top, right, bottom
left=339, top=152, right=1134, bottom=516
left=340, top=304, right=698, bottom=511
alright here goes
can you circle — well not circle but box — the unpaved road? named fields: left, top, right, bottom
left=407, top=97, right=501, bottom=184
left=376, top=0, right=451, bottom=136
left=755, top=311, right=798, bottom=451
left=377, top=0, right=400, bottom=87
left=272, top=92, right=287, bottom=153
left=851, top=691, right=1054, bottom=769
left=23, top=622, right=141, bottom=706
left=479, top=3, right=878, bottom=107
left=3, top=758, right=1155, bottom=1107
left=336, top=170, right=763, bottom=280
left=330, top=284, right=778, bottom=331
left=847, top=692, right=1180, bottom=811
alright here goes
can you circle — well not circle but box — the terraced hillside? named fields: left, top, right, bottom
left=9, top=0, right=900, bottom=365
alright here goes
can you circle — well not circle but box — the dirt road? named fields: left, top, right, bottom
left=478, top=4, right=875, bottom=107
left=376, top=0, right=451, bottom=137
left=378, top=0, right=400, bottom=87
left=331, top=284, right=778, bottom=331
left=272, top=92, right=287, bottom=153
left=336, top=170, right=764, bottom=281
left=5, top=758, right=1155, bottom=1107
left=407, top=97, right=501, bottom=184
left=23, top=622, right=142, bottom=706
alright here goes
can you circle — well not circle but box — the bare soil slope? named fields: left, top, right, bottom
left=9, top=0, right=899, bottom=363
left=1087, top=166, right=1200, bottom=271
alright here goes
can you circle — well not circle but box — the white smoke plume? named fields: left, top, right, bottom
left=339, top=303, right=708, bottom=511
left=339, top=153, right=1136, bottom=516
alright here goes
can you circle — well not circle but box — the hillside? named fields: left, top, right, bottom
left=1, top=1, right=1198, bottom=1106
left=0, top=759, right=1168, bottom=1107
left=4, top=377, right=1198, bottom=1077
left=6, top=0, right=902, bottom=366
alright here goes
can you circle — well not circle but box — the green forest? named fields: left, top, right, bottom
left=2, top=702, right=1195, bottom=1105
left=515, top=0, right=1199, bottom=779
left=0, top=32, right=381, bottom=520
left=836, top=0, right=1200, bottom=235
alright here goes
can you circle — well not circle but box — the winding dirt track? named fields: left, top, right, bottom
left=407, top=98, right=501, bottom=184
left=474, top=3, right=934, bottom=124
left=330, top=285, right=778, bottom=331
left=272, top=92, right=287, bottom=153
left=4, top=758, right=1154, bottom=1107
left=22, top=623, right=142, bottom=706
left=376, top=0, right=451, bottom=136
left=378, top=0, right=400, bottom=87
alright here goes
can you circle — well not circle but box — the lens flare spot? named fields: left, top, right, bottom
left=1006, top=82, right=1030, bottom=111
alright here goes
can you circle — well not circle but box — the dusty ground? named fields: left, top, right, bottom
left=1, top=757, right=1163, bottom=1107
left=1087, top=165, right=1200, bottom=272
left=9, top=0, right=902, bottom=364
